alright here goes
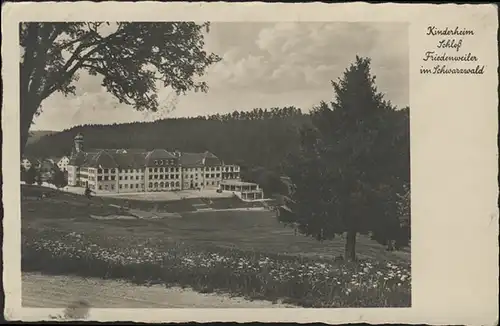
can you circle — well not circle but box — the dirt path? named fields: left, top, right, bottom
left=22, top=273, right=294, bottom=308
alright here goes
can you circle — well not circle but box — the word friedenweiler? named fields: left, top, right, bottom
left=422, top=51, right=477, bottom=62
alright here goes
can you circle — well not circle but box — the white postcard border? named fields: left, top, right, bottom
left=2, top=2, right=498, bottom=325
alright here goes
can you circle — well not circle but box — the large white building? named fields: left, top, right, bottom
left=67, top=133, right=242, bottom=193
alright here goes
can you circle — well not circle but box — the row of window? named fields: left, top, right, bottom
left=185, top=181, right=219, bottom=187
left=92, top=166, right=239, bottom=174
left=186, top=167, right=204, bottom=172
left=94, top=184, right=145, bottom=191
left=90, top=180, right=221, bottom=191
left=96, top=175, right=180, bottom=181
left=121, top=175, right=143, bottom=181
left=180, top=167, right=238, bottom=172
left=97, top=168, right=142, bottom=174
left=94, top=174, right=229, bottom=181
left=123, top=181, right=220, bottom=188
left=149, top=181, right=181, bottom=188
left=153, top=159, right=176, bottom=166
left=120, top=184, right=143, bottom=189
left=149, top=167, right=179, bottom=173
left=183, top=174, right=220, bottom=179
left=97, top=175, right=116, bottom=181
left=99, top=168, right=116, bottom=174
left=150, top=174, right=180, bottom=180
left=95, top=168, right=184, bottom=174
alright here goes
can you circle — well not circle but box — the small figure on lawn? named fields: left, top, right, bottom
left=84, top=186, right=94, bottom=200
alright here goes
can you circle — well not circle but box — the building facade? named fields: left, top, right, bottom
left=57, top=156, right=70, bottom=171
left=67, top=133, right=241, bottom=193
left=219, top=180, right=264, bottom=201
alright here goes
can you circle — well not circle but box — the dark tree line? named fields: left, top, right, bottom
left=25, top=106, right=310, bottom=174
left=200, top=106, right=303, bottom=121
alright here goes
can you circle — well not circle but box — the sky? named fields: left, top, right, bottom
left=30, top=22, right=409, bottom=131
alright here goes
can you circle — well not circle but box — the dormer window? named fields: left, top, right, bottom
left=154, top=160, right=158, bottom=165
left=160, top=160, right=164, bottom=165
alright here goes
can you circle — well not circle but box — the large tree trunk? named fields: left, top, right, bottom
left=20, top=100, right=38, bottom=157
left=20, top=115, right=32, bottom=158
left=20, top=88, right=42, bottom=157
left=344, top=230, right=357, bottom=261
left=20, top=23, right=52, bottom=157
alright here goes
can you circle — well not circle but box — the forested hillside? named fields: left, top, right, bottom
left=27, top=130, right=57, bottom=145
left=25, top=107, right=310, bottom=173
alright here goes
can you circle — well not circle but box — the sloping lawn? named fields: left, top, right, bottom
left=21, top=185, right=410, bottom=307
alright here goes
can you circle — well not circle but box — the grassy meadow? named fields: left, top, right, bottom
left=22, top=185, right=411, bottom=307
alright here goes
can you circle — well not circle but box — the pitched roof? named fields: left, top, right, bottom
left=113, top=152, right=147, bottom=169
left=69, top=151, right=94, bottom=166
left=87, top=148, right=147, bottom=154
left=178, top=152, right=205, bottom=167
left=69, top=149, right=224, bottom=169
left=144, top=149, right=177, bottom=166
left=87, top=148, right=116, bottom=153
left=179, top=151, right=222, bottom=167
left=84, top=151, right=119, bottom=168
left=203, top=151, right=222, bottom=166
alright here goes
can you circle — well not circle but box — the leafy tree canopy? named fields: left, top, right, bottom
left=20, top=22, right=221, bottom=154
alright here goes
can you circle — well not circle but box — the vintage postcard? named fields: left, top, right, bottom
left=2, top=2, right=498, bottom=325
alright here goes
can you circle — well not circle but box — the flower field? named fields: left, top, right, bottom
left=22, top=226, right=411, bottom=308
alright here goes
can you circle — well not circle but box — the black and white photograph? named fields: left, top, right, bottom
left=2, top=2, right=497, bottom=324
left=18, top=20, right=411, bottom=311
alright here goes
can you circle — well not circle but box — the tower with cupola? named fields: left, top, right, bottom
left=72, top=132, right=84, bottom=155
